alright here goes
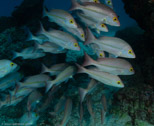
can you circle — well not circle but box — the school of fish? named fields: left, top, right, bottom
left=0, top=0, right=136, bottom=125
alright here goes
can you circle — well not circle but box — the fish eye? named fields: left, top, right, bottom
left=10, top=62, right=14, bottom=67
left=129, top=67, right=134, bottom=72
left=74, top=43, right=78, bottom=47
left=81, top=34, right=84, bottom=38
left=113, top=17, right=117, bottom=22
left=93, top=0, right=98, bottom=3
left=107, top=0, right=111, bottom=5
left=117, top=81, right=121, bottom=85
left=101, top=24, right=105, bottom=28
left=99, top=53, right=103, bottom=57
left=128, top=50, right=133, bottom=54
left=69, top=19, right=74, bottom=24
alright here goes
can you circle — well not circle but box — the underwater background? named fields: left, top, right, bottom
left=0, top=0, right=153, bottom=126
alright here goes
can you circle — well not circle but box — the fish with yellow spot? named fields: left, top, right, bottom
left=70, top=0, right=120, bottom=26
left=0, top=59, right=19, bottom=79
left=38, top=24, right=81, bottom=51
left=85, top=28, right=136, bottom=58
left=104, top=0, right=113, bottom=9
left=43, top=9, right=78, bottom=29
left=35, top=42, right=67, bottom=54
left=83, top=53, right=135, bottom=75
left=77, top=12, right=108, bottom=33
left=76, top=64, right=124, bottom=88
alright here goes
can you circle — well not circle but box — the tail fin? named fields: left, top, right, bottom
left=37, top=22, right=46, bottom=36
left=84, top=27, right=96, bottom=45
left=41, top=64, right=49, bottom=73
left=79, top=87, right=87, bottom=103
left=45, top=81, right=54, bottom=93
left=69, top=0, right=81, bottom=11
left=82, top=53, right=96, bottom=66
left=75, top=64, right=85, bottom=73
left=42, top=7, right=48, bottom=18
left=12, top=51, right=20, bottom=60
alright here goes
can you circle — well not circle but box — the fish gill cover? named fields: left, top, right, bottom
left=0, top=0, right=153, bottom=126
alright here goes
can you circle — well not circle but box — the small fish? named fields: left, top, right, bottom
left=43, top=9, right=78, bottom=28
left=70, top=0, right=120, bottom=26
left=38, top=25, right=80, bottom=51
left=18, top=74, right=51, bottom=89
left=77, top=13, right=108, bottom=33
left=46, top=66, right=77, bottom=92
left=76, top=64, right=124, bottom=88
left=49, top=95, right=66, bottom=116
left=104, top=0, right=113, bottom=9
left=41, top=63, right=69, bottom=76
left=85, top=28, right=136, bottom=58
left=35, top=42, right=67, bottom=54
left=83, top=53, right=135, bottom=75
left=101, top=94, right=107, bottom=112
left=12, top=47, right=46, bottom=60
left=0, top=72, right=23, bottom=91
left=27, top=90, right=42, bottom=112
left=78, top=0, right=100, bottom=3
left=63, top=25, right=85, bottom=41
left=60, top=98, right=72, bottom=126
left=19, top=112, right=39, bottom=126
left=0, top=59, right=19, bottom=79
left=79, top=79, right=97, bottom=103
left=86, top=95, right=96, bottom=125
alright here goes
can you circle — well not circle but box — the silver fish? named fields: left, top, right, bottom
left=60, top=98, right=72, bottom=126
left=12, top=47, right=45, bottom=60
left=43, top=9, right=78, bottom=28
left=46, top=66, right=77, bottom=92
left=77, top=64, right=124, bottom=88
left=85, top=28, right=136, bottom=58
left=35, top=42, right=67, bottom=54
left=0, top=59, right=19, bottom=79
left=41, top=63, right=69, bottom=76
left=19, top=74, right=51, bottom=89
left=83, top=53, right=135, bottom=75
left=70, top=0, right=120, bottom=26
left=0, top=72, right=23, bottom=91
left=38, top=25, right=80, bottom=51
